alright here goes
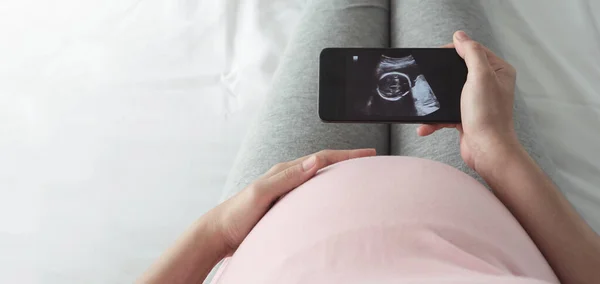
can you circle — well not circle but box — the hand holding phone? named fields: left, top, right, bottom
left=319, top=48, right=467, bottom=123
left=418, top=31, right=519, bottom=172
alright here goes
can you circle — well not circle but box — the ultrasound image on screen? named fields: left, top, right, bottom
left=374, top=55, right=440, bottom=116
left=345, top=49, right=464, bottom=121
left=348, top=54, right=441, bottom=117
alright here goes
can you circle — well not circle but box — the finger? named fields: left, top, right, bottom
left=260, top=148, right=377, bottom=199
left=259, top=155, right=321, bottom=199
left=452, top=31, right=514, bottom=78
left=310, top=148, right=376, bottom=164
left=452, top=31, right=492, bottom=75
left=262, top=148, right=376, bottom=179
left=451, top=30, right=506, bottom=65
left=417, top=124, right=458, bottom=136
left=319, top=148, right=376, bottom=168
left=417, top=125, right=438, bottom=136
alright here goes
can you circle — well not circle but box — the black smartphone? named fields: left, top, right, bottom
left=319, top=48, right=467, bottom=123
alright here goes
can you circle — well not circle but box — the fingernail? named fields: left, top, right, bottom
left=455, top=31, right=469, bottom=41
left=302, top=156, right=316, bottom=171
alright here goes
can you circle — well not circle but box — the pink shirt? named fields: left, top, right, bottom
left=211, top=156, right=559, bottom=284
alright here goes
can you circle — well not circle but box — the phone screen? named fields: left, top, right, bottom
left=319, top=48, right=467, bottom=123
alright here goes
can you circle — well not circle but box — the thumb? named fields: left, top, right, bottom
left=453, top=31, right=492, bottom=75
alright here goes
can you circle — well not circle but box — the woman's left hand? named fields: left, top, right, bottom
left=209, top=148, right=376, bottom=254
left=138, top=149, right=375, bottom=284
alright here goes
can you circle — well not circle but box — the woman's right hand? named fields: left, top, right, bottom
left=417, top=31, right=522, bottom=173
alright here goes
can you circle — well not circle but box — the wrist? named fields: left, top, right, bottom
left=195, top=211, right=232, bottom=257
left=472, top=135, right=527, bottom=177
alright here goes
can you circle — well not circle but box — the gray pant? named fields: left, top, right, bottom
left=222, top=0, right=556, bottom=198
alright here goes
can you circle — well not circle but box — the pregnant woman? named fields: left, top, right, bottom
left=138, top=1, right=600, bottom=283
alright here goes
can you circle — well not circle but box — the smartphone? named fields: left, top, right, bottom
left=319, top=48, right=467, bottom=123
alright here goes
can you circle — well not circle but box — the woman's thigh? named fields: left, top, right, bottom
left=222, top=0, right=391, bottom=198
left=389, top=0, right=556, bottom=184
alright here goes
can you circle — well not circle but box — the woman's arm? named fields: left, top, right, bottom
left=137, top=149, right=376, bottom=284
left=137, top=213, right=228, bottom=284
left=482, top=142, right=600, bottom=284
left=419, top=31, right=600, bottom=284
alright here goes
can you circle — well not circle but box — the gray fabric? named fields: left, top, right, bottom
left=223, top=0, right=558, bottom=197
left=222, top=0, right=391, bottom=199
left=390, top=0, right=557, bottom=185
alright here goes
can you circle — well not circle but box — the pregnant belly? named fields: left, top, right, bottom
left=212, top=156, right=557, bottom=284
